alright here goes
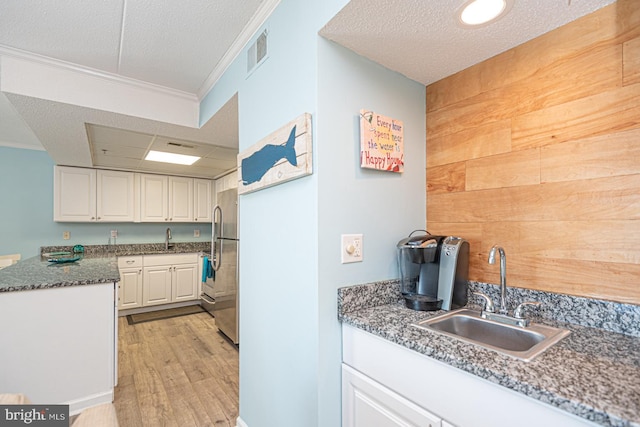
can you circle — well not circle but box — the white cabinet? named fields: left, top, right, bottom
left=54, top=166, right=96, bottom=221
left=343, top=364, right=442, bottom=427
left=143, top=265, right=173, bottom=306
left=55, top=167, right=211, bottom=223
left=142, top=253, right=198, bottom=307
left=139, top=174, right=196, bottom=222
left=172, top=263, right=199, bottom=301
left=97, top=169, right=135, bottom=221
left=117, top=256, right=143, bottom=309
left=118, top=253, right=199, bottom=310
left=193, top=178, right=213, bottom=222
left=140, top=174, right=169, bottom=222
left=54, top=166, right=134, bottom=222
left=168, top=176, right=193, bottom=222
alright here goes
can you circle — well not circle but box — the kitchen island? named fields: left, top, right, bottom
left=338, top=280, right=640, bottom=427
left=0, top=254, right=119, bottom=414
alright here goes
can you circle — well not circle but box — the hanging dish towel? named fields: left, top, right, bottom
left=202, top=256, right=215, bottom=282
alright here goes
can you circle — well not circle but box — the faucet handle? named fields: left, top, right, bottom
left=473, top=291, right=495, bottom=313
left=514, top=301, right=541, bottom=319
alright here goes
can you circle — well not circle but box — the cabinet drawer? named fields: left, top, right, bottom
left=143, top=253, right=198, bottom=267
left=118, top=256, right=143, bottom=269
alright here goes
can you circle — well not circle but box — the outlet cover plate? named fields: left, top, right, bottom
left=341, top=234, right=363, bottom=263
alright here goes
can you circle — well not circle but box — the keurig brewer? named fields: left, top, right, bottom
left=397, top=231, right=470, bottom=311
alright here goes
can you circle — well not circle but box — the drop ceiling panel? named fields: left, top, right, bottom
left=118, top=0, right=264, bottom=92
left=0, top=0, right=124, bottom=73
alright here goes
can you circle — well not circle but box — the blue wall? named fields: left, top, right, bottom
left=199, top=0, right=426, bottom=425
left=316, top=38, right=426, bottom=426
left=0, top=146, right=211, bottom=259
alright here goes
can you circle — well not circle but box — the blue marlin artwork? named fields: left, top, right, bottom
left=241, top=125, right=298, bottom=185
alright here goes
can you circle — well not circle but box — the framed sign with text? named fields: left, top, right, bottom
left=359, top=109, right=404, bottom=173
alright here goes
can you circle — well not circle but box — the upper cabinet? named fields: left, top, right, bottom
left=54, top=166, right=134, bottom=222
left=193, top=179, right=212, bottom=222
left=139, top=174, right=195, bottom=222
left=55, top=167, right=213, bottom=223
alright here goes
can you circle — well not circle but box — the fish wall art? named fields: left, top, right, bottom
left=237, top=113, right=312, bottom=195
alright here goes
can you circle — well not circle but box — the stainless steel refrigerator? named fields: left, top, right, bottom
left=211, top=188, right=239, bottom=345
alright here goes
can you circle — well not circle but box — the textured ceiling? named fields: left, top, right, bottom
left=320, top=0, right=616, bottom=86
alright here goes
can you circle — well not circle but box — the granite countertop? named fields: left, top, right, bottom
left=0, top=255, right=119, bottom=293
left=338, top=281, right=640, bottom=427
left=1, top=241, right=211, bottom=293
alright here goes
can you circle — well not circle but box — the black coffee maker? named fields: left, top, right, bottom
left=397, top=231, right=469, bottom=311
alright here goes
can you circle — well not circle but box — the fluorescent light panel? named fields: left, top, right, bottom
left=145, top=150, right=201, bottom=165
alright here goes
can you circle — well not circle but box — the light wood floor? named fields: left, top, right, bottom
left=115, top=312, right=239, bottom=427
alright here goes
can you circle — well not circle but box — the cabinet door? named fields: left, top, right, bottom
left=172, top=263, right=198, bottom=302
left=140, top=174, right=168, bottom=222
left=97, top=170, right=135, bottom=222
left=193, top=179, right=212, bottom=222
left=118, top=267, right=143, bottom=309
left=343, top=364, right=442, bottom=427
left=54, top=166, right=96, bottom=222
left=168, top=177, right=193, bottom=222
left=143, top=266, right=172, bottom=306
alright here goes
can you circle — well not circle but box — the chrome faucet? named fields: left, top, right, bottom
left=488, top=245, right=508, bottom=314
left=165, top=227, right=172, bottom=250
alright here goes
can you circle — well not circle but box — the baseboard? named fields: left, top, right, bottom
left=236, top=416, right=248, bottom=427
left=118, top=299, right=200, bottom=317
left=66, top=390, right=114, bottom=415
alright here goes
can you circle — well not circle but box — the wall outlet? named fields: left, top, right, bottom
left=110, top=230, right=118, bottom=238
left=341, top=234, right=363, bottom=263
left=63, top=231, right=70, bottom=240
left=194, top=229, right=201, bottom=237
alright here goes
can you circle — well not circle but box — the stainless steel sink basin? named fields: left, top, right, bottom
left=412, top=308, right=570, bottom=361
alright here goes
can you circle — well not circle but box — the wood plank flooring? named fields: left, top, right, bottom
left=115, top=312, right=239, bottom=427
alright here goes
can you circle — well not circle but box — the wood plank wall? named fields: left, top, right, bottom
left=425, top=0, right=640, bottom=305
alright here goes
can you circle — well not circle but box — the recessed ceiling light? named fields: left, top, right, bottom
left=457, top=0, right=513, bottom=27
left=145, top=150, right=201, bottom=165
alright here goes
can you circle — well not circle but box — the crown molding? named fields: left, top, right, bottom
left=197, top=0, right=281, bottom=100
left=0, top=44, right=198, bottom=102
left=0, top=141, right=45, bottom=151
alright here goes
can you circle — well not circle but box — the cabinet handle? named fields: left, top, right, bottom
left=165, top=218, right=168, bottom=221
left=97, top=217, right=101, bottom=220
left=170, top=217, right=173, bottom=221
left=91, top=217, right=95, bottom=220
left=138, top=269, right=142, bottom=274
left=126, top=260, right=134, bottom=264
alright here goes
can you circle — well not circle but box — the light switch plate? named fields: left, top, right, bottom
left=63, top=231, right=70, bottom=240
left=341, top=234, right=363, bottom=263
left=194, top=229, right=201, bottom=237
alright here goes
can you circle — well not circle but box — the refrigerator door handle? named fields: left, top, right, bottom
left=212, top=204, right=222, bottom=271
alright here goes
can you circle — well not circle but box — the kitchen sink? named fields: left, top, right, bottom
left=412, top=308, right=570, bottom=361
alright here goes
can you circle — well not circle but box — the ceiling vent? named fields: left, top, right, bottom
left=167, top=141, right=195, bottom=149
left=247, top=29, right=268, bottom=75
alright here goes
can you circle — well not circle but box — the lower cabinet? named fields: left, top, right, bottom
left=118, top=253, right=198, bottom=310
left=117, top=256, right=143, bottom=309
left=343, top=364, right=442, bottom=427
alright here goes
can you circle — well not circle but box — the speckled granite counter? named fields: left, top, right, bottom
left=41, top=241, right=211, bottom=257
left=0, top=255, right=119, bottom=293
left=1, top=241, right=211, bottom=293
left=338, top=280, right=640, bottom=427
